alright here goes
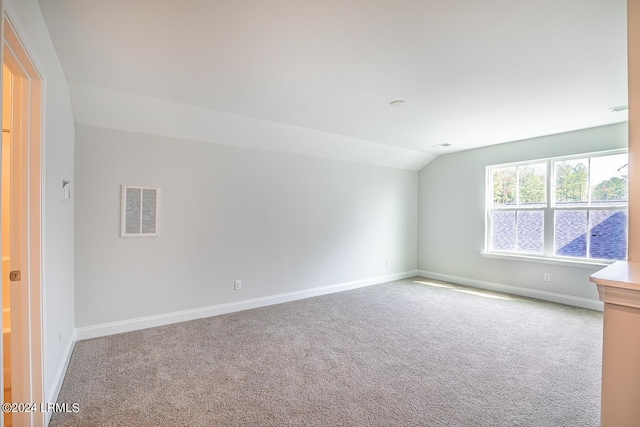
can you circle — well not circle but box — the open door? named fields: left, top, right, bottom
left=1, top=15, right=44, bottom=427
left=1, top=61, right=11, bottom=427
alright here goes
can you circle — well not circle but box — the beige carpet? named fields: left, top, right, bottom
left=50, top=277, right=602, bottom=426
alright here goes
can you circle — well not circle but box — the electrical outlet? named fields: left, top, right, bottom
left=385, top=260, right=390, bottom=268
left=543, top=273, right=550, bottom=282
left=234, top=280, right=242, bottom=290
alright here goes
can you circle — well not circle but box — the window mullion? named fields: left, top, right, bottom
left=487, top=209, right=492, bottom=251
left=545, top=160, right=553, bottom=257
left=515, top=167, right=520, bottom=253
left=586, top=209, right=591, bottom=259
left=586, top=159, right=592, bottom=259
left=587, top=157, right=592, bottom=205
left=516, top=166, right=520, bottom=206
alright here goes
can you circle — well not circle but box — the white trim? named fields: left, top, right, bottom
left=2, top=9, right=46, bottom=427
left=417, top=269, right=603, bottom=311
left=76, top=270, right=417, bottom=340
left=44, top=329, right=76, bottom=425
left=2, top=3, right=45, bottom=75
left=480, top=251, right=610, bottom=269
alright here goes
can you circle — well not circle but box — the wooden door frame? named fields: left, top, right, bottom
left=1, top=11, right=44, bottom=427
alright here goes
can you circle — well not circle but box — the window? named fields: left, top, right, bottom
left=486, top=151, right=628, bottom=262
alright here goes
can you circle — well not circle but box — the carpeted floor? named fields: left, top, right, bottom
left=50, top=277, right=603, bottom=426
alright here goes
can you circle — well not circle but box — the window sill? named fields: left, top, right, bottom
left=480, top=251, right=612, bottom=269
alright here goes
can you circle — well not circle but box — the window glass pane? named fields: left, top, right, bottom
left=555, top=159, right=589, bottom=206
left=492, top=167, right=516, bottom=207
left=516, top=211, right=544, bottom=254
left=518, top=163, right=546, bottom=207
left=589, top=210, right=627, bottom=260
left=491, top=210, right=515, bottom=251
left=590, top=154, right=628, bottom=206
left=554, top=210, right=587, bottom=258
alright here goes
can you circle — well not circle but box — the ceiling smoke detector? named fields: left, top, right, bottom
left=432, top=143, right=452, bottom=148
left=389, top=100, right=405, bottom=107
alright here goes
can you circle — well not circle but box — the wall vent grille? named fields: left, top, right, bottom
left=121, top=185, right=160, bottom=237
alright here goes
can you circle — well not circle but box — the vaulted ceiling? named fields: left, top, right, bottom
left=39, top=0, right=627, bottom=170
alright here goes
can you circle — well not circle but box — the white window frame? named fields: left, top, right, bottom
left=484, top=149, right=628, bottom=266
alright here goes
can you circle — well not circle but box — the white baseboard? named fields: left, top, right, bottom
left=76, top=270, right=418, bottom=340
left=45, top=328, right=77, bottom=425
left=417, top=270, right=603, bottom=311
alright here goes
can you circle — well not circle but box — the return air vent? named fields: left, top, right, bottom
left=121, top=185, right=160, bottom=237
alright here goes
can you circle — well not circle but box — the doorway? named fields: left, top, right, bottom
left=1, top=15, right=44, bottom=427
left=1, top=62, right=10, bottom=427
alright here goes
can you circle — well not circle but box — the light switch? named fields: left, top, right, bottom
left=62, top=179, right=71, bottom=200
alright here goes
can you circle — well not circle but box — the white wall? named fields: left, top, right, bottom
left=75, top=125, right=417, bottom=329
left=5, top=0, right=75, bottom=406
left=418, top=123, right=628, bottom=308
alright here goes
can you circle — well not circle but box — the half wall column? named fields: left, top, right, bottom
left=588, top=2, right=640, bottom=426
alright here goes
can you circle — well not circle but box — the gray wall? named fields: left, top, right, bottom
left=418, top=122, right=628, bottom=304
left=75, top=125, right=418, bottom=328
